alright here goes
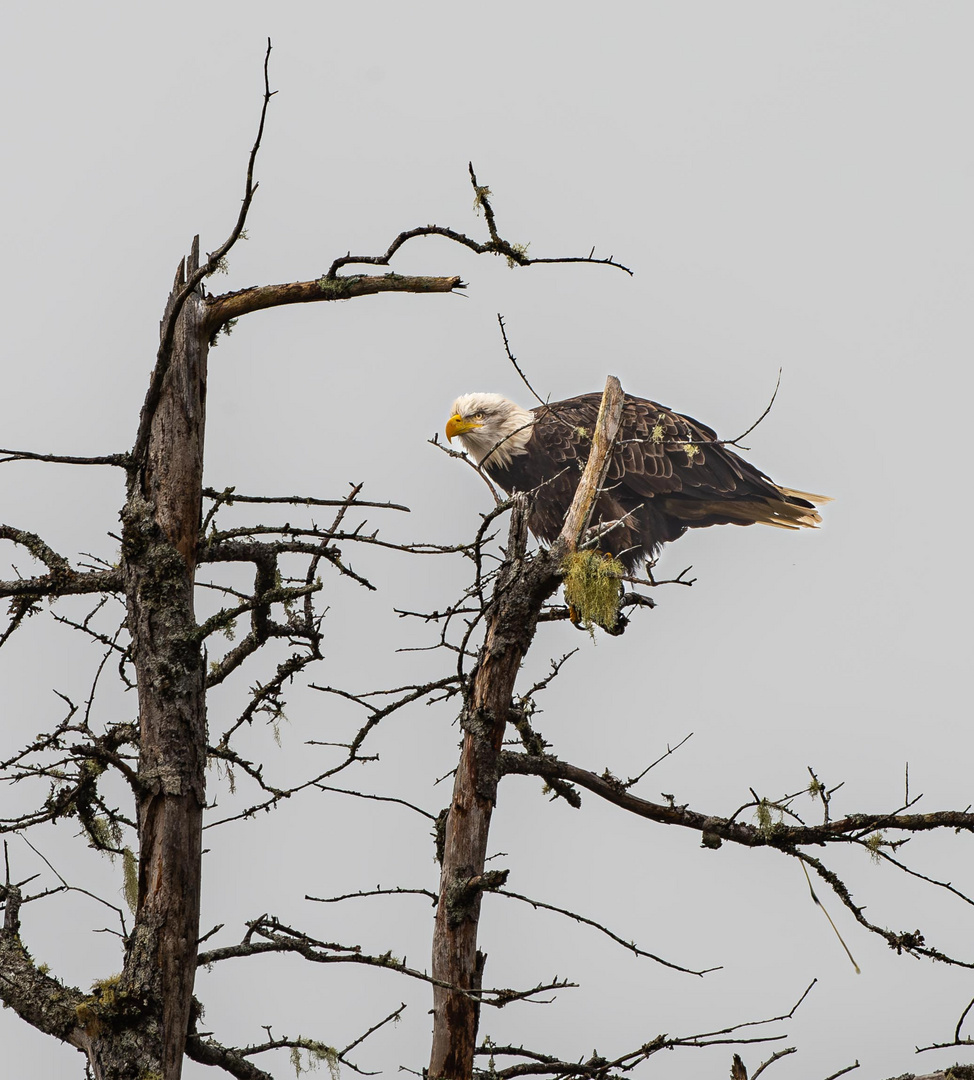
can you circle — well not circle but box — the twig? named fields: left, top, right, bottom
left=337, top=1001, right=407, bottom=1063
left=307, top=887, right=437, bottom=906
left=17, top=835, right=128, bottom=937
left=325, top=164, right=632, bottom=280
left=201, top=486, right=409, bottom=512
left=495, top=888, right=718, bottom=976
left=723, top=368, right=782, bottom=449
left=625, top=732, right=693, bottom=788
left=496, top=314, right=548, bottom=407
left=750, top=1046, right=798, bottom=1078
left=820, top=1063, right=860, bottom=1080
left=133, top=39, right=276, bottom=465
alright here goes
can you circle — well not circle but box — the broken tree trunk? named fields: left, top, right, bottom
left=107, top=238, right=208, bottom=1080
left=428, top=378, right=625, bottom=1080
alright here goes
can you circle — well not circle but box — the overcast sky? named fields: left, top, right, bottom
left=2, top=3, right=973, bottom=1078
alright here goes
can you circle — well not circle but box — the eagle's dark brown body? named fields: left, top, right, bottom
left=478, top=393, right=823, bottom=573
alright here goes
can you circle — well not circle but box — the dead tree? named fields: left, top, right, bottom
left=416, top=379, right=974, bottom=1077
left=0, top=45, right=627, bottom=1080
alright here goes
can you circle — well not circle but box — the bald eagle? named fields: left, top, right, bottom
left=446, top=392, right=827, bottom=573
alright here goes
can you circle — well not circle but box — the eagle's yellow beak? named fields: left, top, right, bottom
left=445, top=414, right=481, bottom=442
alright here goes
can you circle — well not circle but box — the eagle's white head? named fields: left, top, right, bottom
left=445, top=393, right=535, bottom=468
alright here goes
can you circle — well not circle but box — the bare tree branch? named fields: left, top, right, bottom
left=197, top=916, right=575, bottom=1008
left=0, top=526, right=123, bottom=602
left=132, top=39, right=276, bottom=467
left=494, top=888, right=718, bottom=976
left=474, top=981, right=816, bottom=1079
left=185, top=1034, right=274, bottom=1080
left=0, top=449, right=129, bottom=467
left=204, top=273, right=464, bottom=332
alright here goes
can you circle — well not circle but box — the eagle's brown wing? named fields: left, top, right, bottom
left=526, top=395, right=822, bottom=563
left=533, top=393, right=781, bottom=500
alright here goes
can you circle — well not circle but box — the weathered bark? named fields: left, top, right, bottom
left=204, top=273, right=463, bottom=331
left=0, top=243, right=209, bottom=1079
left=107, top=238, right=208, bottom=1080
left=429, top=379, right=625, bottom=1080
left=429, top=500, right=556, bottom=1079
left=0, top=884, right=83, bottom=1042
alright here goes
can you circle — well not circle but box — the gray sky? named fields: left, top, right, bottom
left=2, top=3, right=972, bottom=1077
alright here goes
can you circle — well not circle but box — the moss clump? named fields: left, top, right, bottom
left=754, top=798, right=784, bottom=838
left=562, top=551, right=624, bottom=635
left=75, top=974, right=124, bottom=1038
left=290, top=1041, right=340, bottom=1079
left=504, top=241, right=530, bottom=268
left=865, top=831, right=885, bottom=863
left=316, top=276, right=359, bottom=296
left=472, top=184, right=491, bottom=213
left=122, top=847, right=139, bottom=914
left=433, top=808, right=448, bottom=865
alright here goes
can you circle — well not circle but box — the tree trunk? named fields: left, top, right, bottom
left=429, top=503, right=560, bottom=1079
left=429, top=379, right=625, bottom=1079
left=110, top=239, right=208, bottom=1080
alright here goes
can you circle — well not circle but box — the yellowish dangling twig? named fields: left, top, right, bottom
left=800, top=859, right=861, bottom=974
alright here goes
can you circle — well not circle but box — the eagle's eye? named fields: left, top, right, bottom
left=473, top=411, right=486, bottom=421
